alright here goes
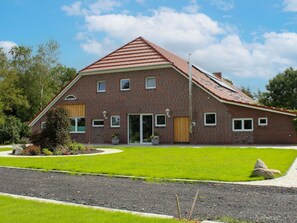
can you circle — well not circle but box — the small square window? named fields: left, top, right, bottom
left=146, top=77, right=156, bottom=89
left=120, top=79, right=130, bottom=91
left=258, top=117, right=268, bottom=126
left=155, top=114, right=166, bottom=127
left=92, top=119, right=104, bottom=127
left=204, top=113, right=216, bottom=126
left=233, top=120, right=242, bottom=130
left=97, top=81, right=106, bottom=92
left=111, top=115, right=120, bottom=128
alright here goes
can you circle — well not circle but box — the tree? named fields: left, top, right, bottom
left=240, top=86, right=254, bottom=99
left=8, top=40, right=76, bottom=121
left=0, top=116, right=30, bottom=144
left=32, top=107, right=71, bottom=150
left=259, top=68, right=297, bottom=109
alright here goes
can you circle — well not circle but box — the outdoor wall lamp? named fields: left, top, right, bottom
left=102, top=111, right=108, bottom=119
left=165, top=108, right=170, bottom=118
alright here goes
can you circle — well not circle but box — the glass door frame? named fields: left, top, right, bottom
left=127, top=113, right=154, bottom=144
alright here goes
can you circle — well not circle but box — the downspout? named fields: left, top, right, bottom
left=188, top=53, right=193, bottom=136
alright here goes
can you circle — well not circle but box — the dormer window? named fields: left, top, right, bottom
left=65, top=95, right=77, bottom=101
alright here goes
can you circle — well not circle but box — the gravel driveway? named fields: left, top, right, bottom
left=0, top=167, right=296, bottom=223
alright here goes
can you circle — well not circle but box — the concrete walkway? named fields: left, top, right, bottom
left=0, top=148, right=122, bottom=157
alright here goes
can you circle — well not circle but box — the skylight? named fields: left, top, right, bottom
left=192, top=64, right=237, bottom=92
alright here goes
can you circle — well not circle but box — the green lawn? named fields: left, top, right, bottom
left=0, top=195, right=180, bottom=223
left=0, top=146, right=296, bottom=181
left=0, top=147, right=11, bottom=151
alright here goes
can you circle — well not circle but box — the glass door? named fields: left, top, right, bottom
left=129, top=115, right=140, bottom=143
left=128, top=114, right=153, bottom=144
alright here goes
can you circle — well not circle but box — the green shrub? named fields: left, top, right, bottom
left=0, top=116, right=22, bottom=144
left=23, top=145, right=41, bottom=155
left=42, top=148, right=53, bottom=156
left=53, top=145, right=69, bottom=155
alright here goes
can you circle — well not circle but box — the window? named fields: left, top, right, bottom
left=232, top=118, right=253, bottom=131
left=258, top=117, right=268, bottom=126
left=204, top=113, right=216, bottom=126
left=40, top=121, right=46, bottom=129
left=120, top=79, right=130, bottom=91
left=92, top=119, right=104, bottom=127
left=64, top=95, right=77, bottom=101
left=155, top=114, right=166, bottom=127
left=70, top=117, right=85, bottom=133
left=111, top=115, right=120, bottom=127
left=97, top=81, right=106, bottom=92
left=146, top=77, right=156, bottom=89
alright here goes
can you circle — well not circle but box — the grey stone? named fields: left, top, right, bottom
left=253, top=168, right=275, bottom=179
left=12, top=145, right=23, bottom=155
left=254, top=159, right=268, bottom=169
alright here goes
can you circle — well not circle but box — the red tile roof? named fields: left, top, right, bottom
left=80, top=37, right=296, bottom=115
left=80, top=38, right=171, bottom=72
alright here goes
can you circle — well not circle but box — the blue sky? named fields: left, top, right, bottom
left=1, top=0, right=297, bottom=91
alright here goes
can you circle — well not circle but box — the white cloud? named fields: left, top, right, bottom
left=62, top=1, right=83, bottom=16
left=183, top=0, right=200, bottom=14
left=210, top=0, right=234, bottom=11
left=85, top=7, right=224, bottom=53
left=62, top=2, right=297, bottom=80
left=193, top=32, right=297, bottom=78
left=0, top=41, right=17, bottom=54
left=62, top=0, right=121, bottom=16
left=283, top=0, right=297, bottom=12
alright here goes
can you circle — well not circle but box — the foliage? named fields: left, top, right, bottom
left=42, top=148, right=53, bottom=156
left=23, top=145, right=41, bottom=155
left=68, top=142, right=87, bottom=154
left=0, top=41, right=76, bottom=123
left=0, top=195, right=181, bottom=223
left=258, top=68, right=297, bottom=109
left=0, top=147, right=296, bottom=182
left=150, top=131, right=160, bottom=139
left=0, top=116, right=30, bottom=144
left=240, top=86, right=254, bottom=100
left=32, top=107, right=71, bottom=150
left=111, top=132, right=120, bottom=138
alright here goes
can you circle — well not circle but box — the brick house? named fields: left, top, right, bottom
left=29, top=37, right=297, bottom=144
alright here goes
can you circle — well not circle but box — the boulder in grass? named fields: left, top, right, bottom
left=254, top=159, right=268, bottom=169
left=12, top=144, right=23, bottom=155
left=252, top=159, right=281, bottom=179
left=253, top=168, right=275, bottom=179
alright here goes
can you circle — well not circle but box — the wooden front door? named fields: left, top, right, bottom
left=174, top=117, right=190, bottom=143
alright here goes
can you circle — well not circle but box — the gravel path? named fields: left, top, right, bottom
left=0, top=167, right=296, bottom=223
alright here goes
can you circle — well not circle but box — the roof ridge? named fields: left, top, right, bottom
left=139, top=37, right=173, bottom=65
left=79, top=37, right=144, bottom=73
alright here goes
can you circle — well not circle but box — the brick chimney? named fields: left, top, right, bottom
left=213, top=72, right=222, bottom=79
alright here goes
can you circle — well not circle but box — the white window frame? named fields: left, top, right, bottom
left=155, top=114, right=166, bottom=127
left=232, top=118, right=253, bottom=132
left=64, top=95, right=77, bottom=101
left=70, top=117, right=86, bottom=133
left=258, top=117, right=268, bottom=126
left=145, top=77, right=156, bottom=89
left=110, top=115, right=120, bottom=128
left=204, top=112, right=217, bottom=126
left=120, top=79, right=130, bottom=91
left=40, top=121, right=46, bottom=129
left=97, top=81, right=106, bottom=93
left=92, top=119, right=104, bottom=127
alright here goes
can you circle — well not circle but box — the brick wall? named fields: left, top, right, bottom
left=32, top=67, right=297, bottom=145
